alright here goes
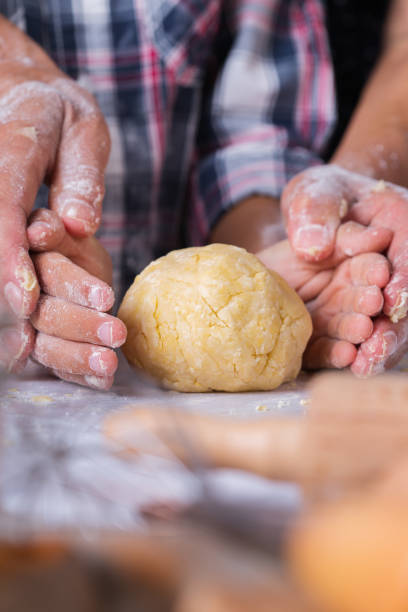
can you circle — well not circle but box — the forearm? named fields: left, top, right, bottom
left=210, top=196, right=285, bottom=253
left=0, top=15, right=58, bottom=68
left=332, top=38, right=408, bottom=185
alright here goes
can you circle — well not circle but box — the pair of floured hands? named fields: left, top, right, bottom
left=1, top=17, right=407, bottom=390
left=4, top=164, right=408, bottom=390
left=2, top=162, right=408, bottom=388
left=0, top=18, right=407, bottom=386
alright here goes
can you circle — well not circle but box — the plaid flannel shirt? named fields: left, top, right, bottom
left=2, top=0, right=336, bottom=299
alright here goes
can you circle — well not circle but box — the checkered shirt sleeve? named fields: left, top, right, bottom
left=188, top=0, right=336, bottom=244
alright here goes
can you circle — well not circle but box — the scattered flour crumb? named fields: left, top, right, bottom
left=299, top=398, right=311, bottom=407
left=339, top=198, right=348, bottom=218
left=16, top=126, right=37, bottom=142
left=30, top=395, right=54, bottom=404
left=256, top=404, right=268, bottom=412
left=6, top=391, right=55, bottom=404
left=372, top=180, right=386, bottom=193
left=307, top=246, right=321, bottom=257
left=284, top=381, right=298, bottom=390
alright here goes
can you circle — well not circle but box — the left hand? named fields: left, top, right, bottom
left=281, top=164, right=408, bottom=375
left=257, top=226, right=392, bottom=370
left=281, top=164, right=408, bottom=321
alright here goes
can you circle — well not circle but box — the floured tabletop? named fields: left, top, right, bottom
left=0, top=356, right=308, bottom=535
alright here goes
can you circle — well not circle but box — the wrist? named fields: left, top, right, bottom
left=384, top=0, right=408, bottom=53
left=210, top=196, right=285, bottom=253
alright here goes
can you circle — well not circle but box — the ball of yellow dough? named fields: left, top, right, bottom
left=118, top=244, right=312, bottom=392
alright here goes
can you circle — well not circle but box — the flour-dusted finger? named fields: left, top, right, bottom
left=51, top=370, right=114, bottom=391
left=33, top=332, right=118, bottom=377
left=28, top=208, right=113, bottom=284
left=351, top=316, right=408, bottom=377
left=282, top=165, right=357, bottom=262
left=49, top=79, right=110, bottom=238
left=307, top=254, right=388, bottom=346
left=334, top=222, right=393, bottom=260
left=31, top=294, right=127, bottom=347
left=303, top=337, right=357, bottom=370
left=347, top=183, right=408, bottom=322
left=27, top=208, right=66, bottom=251
left=32, top=252, right=114, bottom=311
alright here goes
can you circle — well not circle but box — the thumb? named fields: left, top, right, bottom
left=282, top=165, right=358, bottom=262
left=48, top=80, right=110, bottom=238
left=28, top=208, right=113, bottom=285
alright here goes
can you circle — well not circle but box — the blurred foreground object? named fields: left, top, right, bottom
left=288, top=460, right=408, bottom=612
left=105, top=373, right=408, bottom=498
left=0, top=524, right=310, bottom=612
left=4, top=370, right=408, bottom=611
left=104, top=372, right=408, bottom=612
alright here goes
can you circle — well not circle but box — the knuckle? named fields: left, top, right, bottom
left=0, top=80, right=64, bottom=122
left=52, top=77, right=105, bottom=124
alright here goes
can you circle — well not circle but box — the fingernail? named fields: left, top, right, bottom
left=4, top=282, right=23, bottom=317
left=97, top=322, right=114, bottom=346
left=293, top=225, right=331, bottom=258
left=389, top=291, right=408, bottom=323
left=28, top=221, right=51, bottom=245
left=63, top=202, right=98, bottom=230
left=98, top=321, right=127, bottom=348
left=85, top=375, right=112, bottom=390
left=89, top=285, right=114, bottom=311
left=350, top=353, right=369, bottom=378
left=89, top=350, right=110, bottom=375
left=383, top=330, right=398, bottom=356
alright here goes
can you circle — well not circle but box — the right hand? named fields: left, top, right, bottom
left=0, top=16, right=110, bottom=369
left=2, top=209, right=127, bottom=390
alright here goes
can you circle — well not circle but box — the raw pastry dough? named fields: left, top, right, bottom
left=118, top=244, right=312, bottom=392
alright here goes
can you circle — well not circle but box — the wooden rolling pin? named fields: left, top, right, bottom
left=104, top=373, right=408, bottom=493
